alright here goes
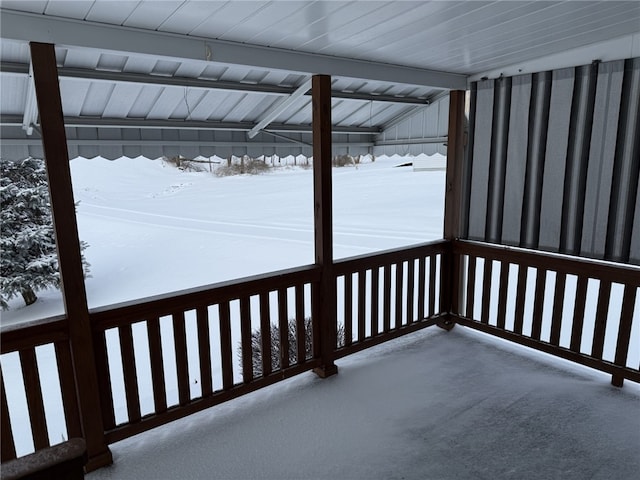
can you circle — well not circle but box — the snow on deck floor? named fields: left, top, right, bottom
left=87, top=326, right=640, bottom=480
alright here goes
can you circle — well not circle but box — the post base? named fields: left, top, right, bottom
left=437, top=317, right=456, bottom=331
left=85, top=447, right=113, bottom=473
left=611, top=375, right=624, bottom=388
left=313, top=363, right=338, bottom=378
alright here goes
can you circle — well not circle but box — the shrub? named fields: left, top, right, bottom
left=215, top=156, right=270, bottom=176
left=0, top=157, right=90, bottom=308
left=332, top=154, right=356, bottom=167
left=240, top=317, right=345, bottom=377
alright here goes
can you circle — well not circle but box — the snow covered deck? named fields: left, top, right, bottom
left=86, top=326, right=640, bottom=480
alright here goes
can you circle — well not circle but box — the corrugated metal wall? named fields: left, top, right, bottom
left=373, top=95, right=449, bottom=157
left=464, top=57, right=640, bottom=265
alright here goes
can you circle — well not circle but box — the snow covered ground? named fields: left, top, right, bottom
left=1, top=154, right=445, bottom=324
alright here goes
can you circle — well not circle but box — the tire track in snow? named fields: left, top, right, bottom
left=79, top=203, right=427, bottom=244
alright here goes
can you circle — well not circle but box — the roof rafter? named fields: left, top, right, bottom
left=0, top=10, right=467, bottom=90
left=1, top=62, right=434, bottom=105
left=0, top=114, right=381, bottom=135
left=248, top=78, right=312, bottom=139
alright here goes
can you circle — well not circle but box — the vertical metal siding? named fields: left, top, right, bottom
left=580, top=60, right=623, bottom=259
left=485, top=76, right=512, bottom=243
left=502, top=74, right=531, bottom=246
left=463, top=57, right=640, bottom=266
left=605, top=58, right=640, bottom=263
left=560, top=62, right=599, bottom=255
left=467, top=80, right=493, bottom=240
left=520, top=70, right=552, bottom=249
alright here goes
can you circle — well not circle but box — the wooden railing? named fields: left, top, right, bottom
left=88, top=264, right=322, bottom=444
left=3, top=238, right=638, bottom=469
left=1, top=316, right=82, bottom=462
left=334, top=241, right=449, bottom=358
left=451, top=240, right=640, bottom=386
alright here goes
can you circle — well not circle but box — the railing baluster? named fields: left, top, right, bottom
left=196, top=306, right=213, bottom=397
left=569, top=276, right=589, bottom=352
left=417, top=257, right=426, bottom=320
left=531, top=268, right=547, bottom=340
left=278, top=288, right=289, bottom=369
left=54, top=341, right=82, bottom=439
left=612, top=285, right=637, bottom=387
left=481, top=259, right=493, bottom=324
left=119, top=325, right=141, bottom=423
left=496, top=261, right=509, bottom=329
left=240, top=297, right=254, bottom=382
left=549, top=273, right=567, bottom=346
left=513, top=264, right=527, bottom=334
left=146, top=317, right=167, bottom=414
left=1, top=369, right=16, bottom=461
left=344, top=274, right=353, bottom=347
left=371, top=267, right=380, bottom=336
left=357, top=271, right=366, bottom=342
left=295, top=285, right=306, bottom=362
left=19, top=349, right=49, bottom=450
left=591, top=281, right=611, bottom=360
left=93, top=331, right=116, bottom=430
left=172, top=312, right=190, bottom=406
left=260, top=293, right=272, bottom=377
left=383, top=265, right=392, bottom=333
left=219, top=302, right=233, bottom=389
left=406, top=259, right=415, bottom=324
left=395, top=261, right=404, bottom=328
left=466, top=256, right=476, bottom=319
left=428, top=254, right=437, bottom=317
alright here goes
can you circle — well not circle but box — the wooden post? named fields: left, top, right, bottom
left=440, top=90, right=466, bottom=329
left=311, top=75, right=338, bottom=378
left=29, top=42, right=112, bottom=471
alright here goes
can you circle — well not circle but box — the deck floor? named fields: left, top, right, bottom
left=87, top=326, right=640, bottom=480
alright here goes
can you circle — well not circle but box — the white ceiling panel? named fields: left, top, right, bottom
left=122, top=1, right=184, bottom=29
left=45, top=0, right=94, bottom=19
left=102, top=83, right=143, bottom=117
left=80, top=82, right=116, bottom=116
left=85, top=1, right=141, bottom=25
left=59, top=78, right=92, bottom=117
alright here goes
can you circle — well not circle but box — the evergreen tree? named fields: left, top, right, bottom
left=0, top=157, right=89, bottom=308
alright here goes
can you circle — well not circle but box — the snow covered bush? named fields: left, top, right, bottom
left=0, top=157, right=90, bottom=308
left=242, top=317, right=345, bottom=377
left=215, top=156, right=270, bottom=176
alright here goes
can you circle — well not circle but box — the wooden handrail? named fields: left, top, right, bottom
left=1, top=316, right=67, bottom=354
left=453, top=240, right=640, bottom=285
left=89, top=264, right=321, bottom=329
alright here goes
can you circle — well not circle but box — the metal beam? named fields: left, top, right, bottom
left=2, top=61, right=436, bottom=105
left=0, top=114, right=381, bottom=135
left=0, top=10, right=468, bottom=90
left=21, top=62, right=38, bottom=135
left=248, top=78, right=311, bottom=139
left=0, top=138, right=373, bottom=148
left=375, top=137, right=448, bottom=146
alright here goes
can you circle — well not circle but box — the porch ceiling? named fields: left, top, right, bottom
left=1, top=1, right=639, bottom=155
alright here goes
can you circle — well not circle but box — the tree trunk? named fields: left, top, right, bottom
left=21, top=287, right=38, bottom=306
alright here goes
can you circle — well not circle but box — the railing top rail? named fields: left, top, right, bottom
left=454, top=240, right=640, bottom=286
left=89, top=264, right=322, bottom=329
left=1, top=315, right=68, bottom=354
left=334, top=240, right=448, bottom=274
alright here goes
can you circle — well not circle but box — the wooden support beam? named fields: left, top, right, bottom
left=440, top=90, right=466, bottom=328
left=29, top=42, right=112, bottom=471
left=312, top=75, right=338, bottom=378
